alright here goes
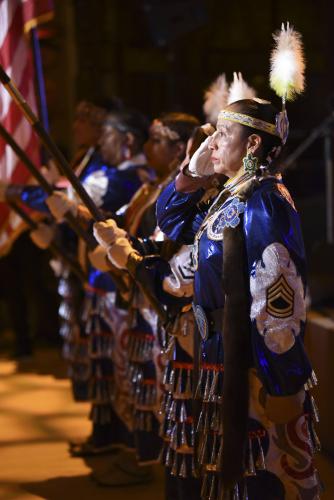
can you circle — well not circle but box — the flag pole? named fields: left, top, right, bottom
left=0, top=64, right=104, bottom=222
left=9, top=201, right=86, bottom=282
left=30, top=26, right=50, bottom=166
left=30, top=27, right=50, bottom=133
left=0, top=121, right=94, bottom=246
left=0, top=66, right=167, bottom=321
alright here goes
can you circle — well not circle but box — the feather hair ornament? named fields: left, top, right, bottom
left=203, top=73, right=229, bottom=124
left=227, top=72, right=256, bottom=104
left=270, top=22, right=305, bottom=103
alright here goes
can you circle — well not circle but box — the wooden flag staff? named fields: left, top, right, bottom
left=9, top=201, right=86, bottom=282
left=0, top=65, right=167, bottom=322
left=0, top=64, right=103, bottom=222
left=0, top=122, right=93, bottom=246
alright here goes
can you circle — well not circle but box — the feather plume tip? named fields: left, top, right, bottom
left=227, top=72, right=256, bottom=104
left=270, top=22, right=305, bottom=102
left=203, top=73, right=229, bottom=124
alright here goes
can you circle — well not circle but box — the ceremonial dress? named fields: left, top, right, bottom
left=17, top=148, right=105, bottom=401
left=79, top=153, right=153, bottom=450
left=157, top=174, right=321, bottom=499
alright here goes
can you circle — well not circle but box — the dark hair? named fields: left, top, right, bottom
left=75, top=101, right=107, bottom=128
left=228, top=99, right=283, bottom=170
left=104, top=109, right=149, bottom=149
left=158, top=112, right=200, bottom=144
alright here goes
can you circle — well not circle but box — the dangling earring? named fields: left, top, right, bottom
left=242, top=150, right=259, bottom=175
left=122, top=145, right=131, bottom=160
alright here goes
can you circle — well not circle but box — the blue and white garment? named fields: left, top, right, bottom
left=80, top=154, right=154, bottom=441
left=156, top=177, right=320, bottom=500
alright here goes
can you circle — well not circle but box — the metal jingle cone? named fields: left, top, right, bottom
left=199, top=432, right=208, bottom=465
left=191, top=455, right=198, bottom=478
left=211, top=403, right=219, bottom=432
left=162, top=364, right=170, bottom=386
left=242, top=481, right=249, bottom=500
left=310, top=395, right=320, bottom=423
left=196, top=407, right=205, bottom=433
left=181, top=422, right=188, bottom=448
left=158, top=393, right=166, bottom=416
left=255, top=436, right=266, bottom=470
left=216, top=435, right=224, bottom=471
left=304, top=378, right=313, bottom=391
left=165, top=336, right=175, bottom=360
left=175, top=368, right=183, bottom=396
left=171, top=423, right=178, bottom=449
left=190, top=423, right=195, bottom=447
left=210, top=433, right=217, bottom=466
left=208, top=370, right=219, bottom=402
left=203, top=370, right=211, bottom=402
left=179, top=401, right=187, bottom=423
left=311, top=370, right=318, bottom=386
left=203, top=405, right=210, bottom=433
left=166, top=418, right=173, bottom=439
left=311, top=421, right=321, bottom=452
left=208, top=474, right=217, bottom=500
left=168, top=368, right=176, bottom=393
left=201, top=473, right=209, bottom=499
left=245, top=437, right=256, bottom=477
left=233, top=483, right=241, bottom=500
left=169, top=400, right=177, bottom=421
left=184, top=369, right=192, bottom=398
left=165, top=446, right=173, bottom=467
left=165, top=393, right=172, bottom=415
left=171, top=451, right=178, bottom=476
left=179, top=454, right=188, bottom=478
left=194, top=368, right=204, bottom=400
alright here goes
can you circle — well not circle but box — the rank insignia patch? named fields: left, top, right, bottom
left=266, top=274, right=294, bottom=318
left=250, top=243, right=305, bottom=354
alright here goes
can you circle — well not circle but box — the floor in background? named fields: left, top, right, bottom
left=0, top=349, right=333, bottom=499
left=0, top=350, right=164, bottom=500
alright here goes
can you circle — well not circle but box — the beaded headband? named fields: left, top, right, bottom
left=218, top=110, right=278, bottom=137
left=150, top=119, right=180, bottom=141
left=217, top=109, right=290, bottom=144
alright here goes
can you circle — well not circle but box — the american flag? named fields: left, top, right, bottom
left=0, top=0, right=53, bottom=255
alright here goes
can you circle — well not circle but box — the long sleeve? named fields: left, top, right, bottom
left=20, top=186, right=49, bottom=212
left=156, top=180, right=205, bottom=243
left=244, top=181, right=312, bottom=396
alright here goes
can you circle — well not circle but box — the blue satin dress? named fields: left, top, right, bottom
left=156, top=177, right=321, bottom=500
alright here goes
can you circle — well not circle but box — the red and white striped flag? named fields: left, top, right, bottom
left=0, top=0, right=53, bottom=255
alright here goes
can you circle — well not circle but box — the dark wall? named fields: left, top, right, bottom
left=73, top=0, right=332, bottom=127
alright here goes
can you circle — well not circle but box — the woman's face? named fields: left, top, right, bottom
left=99, top=125, right=126, bottom=166
left=144, top=124, right=183, bottom=177
left=209, top=120, right=249, bottom=178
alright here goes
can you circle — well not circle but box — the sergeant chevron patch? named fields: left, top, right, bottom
left=266, top=274, right=294, bottom=318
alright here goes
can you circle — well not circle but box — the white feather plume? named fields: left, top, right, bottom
left=270, top=22, right=305, bottom=101
left=227, top=72, right=256, bottom=104
left=203, top=74, right=229, bottom=124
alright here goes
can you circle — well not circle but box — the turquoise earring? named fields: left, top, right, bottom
left=242, top=151, right=259, bottom=175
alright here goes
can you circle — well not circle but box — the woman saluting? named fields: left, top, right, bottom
left=156, top=25, right=321, bottom=500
